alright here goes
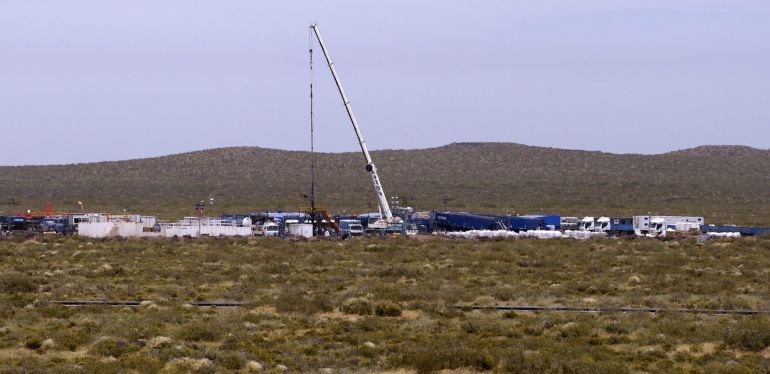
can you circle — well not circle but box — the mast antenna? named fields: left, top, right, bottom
left=309, top=25, right=316, bottom=212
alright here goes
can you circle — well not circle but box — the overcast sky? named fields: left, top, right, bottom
left=1, top=1, right=768, bottom=165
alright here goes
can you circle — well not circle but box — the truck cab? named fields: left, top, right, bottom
left=605, top=217, right=634, bottom=236
left=650, top=217, right=666, bottom=235
left=38, top=217, right=68, bottom=234
left=339, top=219, right=364, bottom=238
left=579, top=217, right=595, bottom=231
left=595, top=217, right=611, bottom=232
left=255, top=221, right=280, bottom=237
left=560, top=217, right=579, bottom=231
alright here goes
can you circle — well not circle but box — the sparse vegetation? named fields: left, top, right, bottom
left=1, top=143, right=769, bottom=225
left=342, top=297, right=374, bottom=316
left=724, top=317, right=770, bottom=351
left=0, top=235, right=769, bottom=371
left=375, top=300, right=402, bottom=317
left=0, top=273, right=37, bottom=294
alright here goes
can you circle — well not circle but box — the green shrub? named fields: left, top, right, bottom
left=358, top=316, right=390, bottom=332
left=156, top=357, right=217, bottom=374
left=0, top=273, right=37, bottom=293
left=218, top=351, right=248, bottom=370
left=392, top=343, right=495, bottom=373
left=724, top=317, right=770, bottom=351
left=91, top=336, right=135, bottom=357
left=502, top=311, right=518, bottom=319
left=275, top=291, right=334, bottom=315
left=8, top=294, right=35, bottom=308
left=559, top=322, right=589, bottom=339
left=50, top=329, right=88, bottom=351
left=604, top=322, right=629, bottom=335
left=176, top=321, right=221, bottom=342
left=342, top=297, right=373, bottom=316
left=37, top=303, right=75, bottom=319
left=502, top=350, right=554, bottom=372
left=375, top=301, right=402, bottom=317
left=377, top=264, right=422, bottom=278
left=24, top=336, right=42, bottom=350
left=122, top=352, right=164, bottom=372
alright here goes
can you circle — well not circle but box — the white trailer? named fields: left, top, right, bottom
left=76, top=215, right=160, bottom=238
left=633, top=216, right=704, bottom=237
left=287, top=223, right=314, bottom=238
left=160, top=217, right=252, bottom=238
left=78, top=221, right=145, bottom=238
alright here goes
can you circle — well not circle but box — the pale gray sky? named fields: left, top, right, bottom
left=1, top=1, right=768, bottom=165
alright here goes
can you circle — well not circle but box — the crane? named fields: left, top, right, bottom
left=310, top=23, right=400, bottom=229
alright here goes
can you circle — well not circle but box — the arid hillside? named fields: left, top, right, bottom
left=1, top=143, right=768, bottom=225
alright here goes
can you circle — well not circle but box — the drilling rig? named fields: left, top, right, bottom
left=309, top=23, right=402, bottom=232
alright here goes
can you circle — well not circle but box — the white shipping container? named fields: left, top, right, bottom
left=78, top=222, right=145, bottom=238
left=288, top=223, right=313, bottom=238
left=141, top=216, right=157, bottom=228
left=159, top=218, right=252, bottom=238
left=161, top=225, right=200, bottom=238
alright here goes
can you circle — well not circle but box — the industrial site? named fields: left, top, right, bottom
left=2, top=11, right=769, bottom=374
left=3, top=204, right=769, bottom=241
left=2, top=23, right=767, bottom=242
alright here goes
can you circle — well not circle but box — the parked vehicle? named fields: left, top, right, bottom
left=579, top=217, right=596, bottom=232
left=408, top=211, right=435, bottom=233
left=37, top=216, right=71, bottom=234
left=633, top=216, right=704, bottom=237
left=339, top=219, right=364, bottom=238
left=435, top=212, right=504, bottom=231
left=560, top=217, right=579, bottom=231
left=255, top=221, right=280, bottom=237
left=700, top=224, right=770, bottom=237
left=597, top=217, right=634, bottom=236
left=7, top=216, right=33, bottom=232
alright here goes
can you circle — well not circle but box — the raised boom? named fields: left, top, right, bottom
left=310, top=23, right=394, bottom=222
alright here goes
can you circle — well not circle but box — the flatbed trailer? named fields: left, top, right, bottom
left=701, top=225, right=770, bottom=236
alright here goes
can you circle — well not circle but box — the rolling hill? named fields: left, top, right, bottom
left=1, top=143, right=768, bottom=225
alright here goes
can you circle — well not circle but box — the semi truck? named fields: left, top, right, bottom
left=578, top=217, right=634, bottom=235
left=409, top=211, right=436, bottom=233
left=579, top=217, right=596, bottom=231
left=560, top=217, right=579, bottom=231
left=633, top=216, right=704, bottom=237
left=434, top=212, right=505, bottom=231
left=597, top=217, right=634, bottom=236
left=499, top=215, right=555, bottom=232
left=339, top=219, right=364, bottom=238
left=433, top=212, right=556, bottom=232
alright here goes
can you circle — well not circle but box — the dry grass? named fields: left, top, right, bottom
left=0, top=235, right=769, bottom=372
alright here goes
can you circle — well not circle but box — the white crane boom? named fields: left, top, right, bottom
left=310, top=23, right=394, bottom=222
